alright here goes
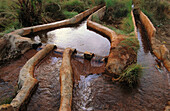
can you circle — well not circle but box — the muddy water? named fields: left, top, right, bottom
left=33, top=20, right=110, bottom=57
left=71, top=54, right=106, bottom=84
left=72, top=24, right=169, bottom=110
left=27, top=51, right=62, bottom=111
left=0, top=49, right=37, bottom=105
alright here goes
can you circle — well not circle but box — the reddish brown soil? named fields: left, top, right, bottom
left=0, top=49, right=37, bottom=104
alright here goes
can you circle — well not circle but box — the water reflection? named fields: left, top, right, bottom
left=34, top=21, right=111, bottom=57
left=71, top=22, right=169, bottom=111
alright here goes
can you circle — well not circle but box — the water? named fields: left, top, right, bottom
left=33, top=20, right=111, bottom=57
left=27, top=52, right=62, bottom=111
left=25, top=19, right=110, bottom=110
left=71, top=22, right=169, bottom=111
left=0, top=17, right=169, bottom=111
left=0, top=49, right=37, bottom=105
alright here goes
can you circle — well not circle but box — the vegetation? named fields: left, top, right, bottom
left=121, top=13, right=134, bottom=33
left=119, top=37, right=140, bottom=54
left=134, top=0, right=170, bottom=26
left=0, top=0, right=104, bottom=36
left=61, top=0, right=86, bottom=13
left=0, top=97, right=13, bottom=105
left=14, top=0, right=43, bottom=27
left=63, top=10, right=78, bottom=19
left=102, top=0, right=134, bottom=34
left=112, top=64, right=142, bottom=88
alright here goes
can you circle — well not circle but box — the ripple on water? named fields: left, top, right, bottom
left=27, top=52, right=62, bottom=111
left=72, top=23, right=169, bottom=111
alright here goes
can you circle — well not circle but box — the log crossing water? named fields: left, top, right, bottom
left=0, top=16, right=169, bottom=111
left=33, top=20, right=111, bottom=57
left=71, top=21, right=169, bottom=111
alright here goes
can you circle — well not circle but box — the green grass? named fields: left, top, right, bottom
left=101, top=23, right=134, bottom=35
left=119, top=37, right=140, bottom=53
left=98, top=0, right=134, bottom=34
left=1, top=0, right=104, bottom=34
left=91, top=15, right=101, bottom=23
left=135, top=0, right=170, bottom=26
left=61, top=0, right=86, bottom=13
left=63, top=10, right=78, bottom=19
left=105, top=0, right=132, bottom=19
left=0, top=0, right=17, bottom=33
left=121, top=13, right=134, bottom=33
left=113, top=64, right=142, bottom=88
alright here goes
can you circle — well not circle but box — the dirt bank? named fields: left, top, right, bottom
left=0, top=49, right=37, bottom=105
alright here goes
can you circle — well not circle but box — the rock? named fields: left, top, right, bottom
left=160, top=45, right=169, bottom=60
left=106, top=43, right=137, bottom=75
left=106, top=58, right=124, bottom=74
left=0, top=34, right=39, bottom=64
left=0, top=104, right=14, bottom=111
left=153, top=49, right=162, bottom=60
left=163, top=59, right=170, bottom=72
left=84, top=51, right=94, bottom=60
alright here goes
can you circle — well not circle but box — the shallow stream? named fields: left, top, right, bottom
left=0, top=18, right=169, bottom=111
left=33, top=20, right=111, bottom=57
left=71, top=21, right=169, bottom=111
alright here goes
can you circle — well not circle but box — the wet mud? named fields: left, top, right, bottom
left=0, top=49, right=37, bottom=105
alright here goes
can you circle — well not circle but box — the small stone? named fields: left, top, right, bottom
left=160, top=45, right=169, bottom=60
left=0, top=104, right=14, bottom=111
left=84, top=51, right=94, bottom=60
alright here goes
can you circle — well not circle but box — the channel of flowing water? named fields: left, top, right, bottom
left=71, top=21, right=169, bottom=110
left=0, top=16, right=169, bottom=111
left=26, top=20, right=110, bottom=111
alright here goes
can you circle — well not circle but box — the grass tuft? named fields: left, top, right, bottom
left=63, top=10, right=78, bottom=19
left=121, top=13, right=134, bottom=33
left=113, top=64, right=142, bottom=88
left=119, top=37, right=140, bottom=53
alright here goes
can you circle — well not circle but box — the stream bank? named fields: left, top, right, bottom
left=0, top=5, right=169, bottom=111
